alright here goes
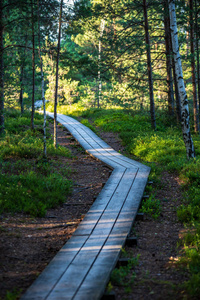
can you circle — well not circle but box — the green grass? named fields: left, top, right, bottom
left=55, top=104, right=200, bottom=297
left=0, top=108, right=72, bottom=217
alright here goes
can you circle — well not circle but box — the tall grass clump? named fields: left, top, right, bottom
left=0, top=108, right=72, bottom=217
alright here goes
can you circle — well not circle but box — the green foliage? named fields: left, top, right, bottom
left=0, top=108, right=72, bottom=217
left=0, top=171, right=71, bottom=217
left=80, top=118, right=97, bottom=133
left=111, top=255, right=139, bottom=288
left=140, top=194, right=161, bottom=220
left=5, top=289, right=22, bottom=300
left=178, top=226, right=200, bottom=297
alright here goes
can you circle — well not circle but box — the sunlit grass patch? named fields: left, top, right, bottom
left=0, top=108, right=73, bottom=217
left=0, top=171, right=72, bottom=217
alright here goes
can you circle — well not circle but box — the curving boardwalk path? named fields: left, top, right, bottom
left=21, top=113, right=151, bottom=300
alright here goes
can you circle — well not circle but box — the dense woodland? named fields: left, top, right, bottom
left=1, top=0, right=200, bottom=298
left=0, top=0, right=200, bottom=150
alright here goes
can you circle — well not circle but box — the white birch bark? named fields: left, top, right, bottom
left=168, top=0, right=195, bottom=158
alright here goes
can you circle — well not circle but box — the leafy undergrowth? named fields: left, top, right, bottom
left=0, top=109, right=72, bottom=217
left=55, top=103, right=200, bottom=297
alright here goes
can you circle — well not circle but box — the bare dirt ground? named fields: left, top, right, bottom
left=0, top=120, right=191, bottom=299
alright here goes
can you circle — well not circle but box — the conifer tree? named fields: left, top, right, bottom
left=0, top=0, right=4, bottom=135
left=143, top=0, right=156, bottom=130
left=54, top=0, right=63, bottom=148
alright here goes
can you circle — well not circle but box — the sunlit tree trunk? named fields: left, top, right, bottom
left=38, top=0, right=47, bottom=158
left=31, top=0, right=35, bottom=130
left=164, top=0, right=174, bottom=115
left=19, top=64, right=24, bottom=114
left=54, top=0, right=63, bottom=148
left=143, top=0, right=156, bottom=130
left=172, top=55, right=181, bottom=122
left=168, top=0, right=195, bottom=158
left=98, top=19, right=105, bottom=108
left=19, top=35, right=27, bottom=115
left=0, top=0, right=4, bottom=135
left=189, top=0, right=199, bottom=133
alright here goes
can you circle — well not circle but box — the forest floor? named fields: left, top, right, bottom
left=0, top=120, right=191, bottom=300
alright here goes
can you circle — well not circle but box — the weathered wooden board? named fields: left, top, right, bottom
left=21, top=113, right=150, bottom=300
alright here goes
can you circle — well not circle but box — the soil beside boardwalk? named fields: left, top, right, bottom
left=0, top=120, right=189, bottom=299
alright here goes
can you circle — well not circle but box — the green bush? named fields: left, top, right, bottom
left=0, top=171, right=72, bottom=217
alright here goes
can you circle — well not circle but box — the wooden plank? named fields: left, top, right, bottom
left=72, top=169, right=150, bottom=300
left=21, top=235, right=88, bottom=300
left=73, top=168, right=125, bottom=236
left=55, top=113, right=144, bottom=170
left=22, top=113, right=151, bottom=300
left=46, top=169, right=138, bottom=299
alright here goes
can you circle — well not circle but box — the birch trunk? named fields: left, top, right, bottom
left=143, top=0, right=156, bottom=130
left=172, top=55, right=181, bottom=122
left=168, top=0, right=195, bottom=158
left=0, top=0, right=4, bottom=135
left=54, top=0, right=63, bottom=148
left=189, top=0, right=199, bottom=133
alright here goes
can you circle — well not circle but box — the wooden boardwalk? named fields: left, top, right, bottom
left=21, top=113, right=150, bottom=300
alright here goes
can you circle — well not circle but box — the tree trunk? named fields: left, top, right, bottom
left=0, top=0, right=4, bottom=135
left=168, top=0, right=195, bottom=158
left=98, top=19, right=105, bottom=109
left=31, top=0, right=35, bottom=130
left=143, top=0, right=156, bottom=130
left=19, top=64, right=24, bottom=114
left=38, top=0, right=47, bottom=158
left=19, top=34, right=28, bottom=115
left=54, top=0, right=63, bottom=148
left=172, top=55, right=181, bottom=122
left=189, top=0, right=199, bottom=133
left=194, top=0, right=200, bottom=110
left=164, top=0, right=174, bottom=115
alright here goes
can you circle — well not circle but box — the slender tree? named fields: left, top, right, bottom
left=143, top=0, right=156, bottom=130
left=194, top=0, right=200, bottom=111
left=189, top=0, right=199, bottom=133
left=97, top=19, right=105, bottom=108
left=31, top=0, right=35, bottom=130
left=38, top=0, right=47, bottom=158
left=164, top=0, right=174, bottom=115
left=168, top=0, right=195, bottom=158
left=0, top=0, right=4, bottom=135
left=54, top=0, right=63, bottom=148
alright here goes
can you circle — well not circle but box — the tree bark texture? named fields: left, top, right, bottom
left=164, top=0, right=174, bottom=115
left=0, top=0, right=4, bottom=135
left=98, top=19, right=105, bottom=109
left=143, top=0, right=156, bottom=130
left=172, top=55, right=181, bottom=122
left=54, top=0, right=63, bottom=148
left=38, top=0, right=47, bottom=158
left=189, top=0, right=199, bottom=133
left=194, top=0, right=200, bottom=111
left=31, top=0, right=35, bottom=130
left=19, top=64, right=24, bottom=114
left=168, top=0, right=195, bottom=158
